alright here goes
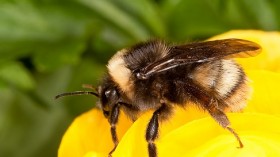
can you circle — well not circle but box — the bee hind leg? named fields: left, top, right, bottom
left=146, top=103, right=172, bottom=157
left=206, top=99, right=243, bottom=148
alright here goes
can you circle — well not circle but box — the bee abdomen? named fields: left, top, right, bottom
left=216, top=60, right=251, bottom=111
left=192, top=59, right=251, bottom=111
left=223, top=77, right=251, bottom=112
left=215, top=60, right=244, bottom=98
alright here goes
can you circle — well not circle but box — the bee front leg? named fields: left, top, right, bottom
left=108, top=104, right=120, bottom=157
left=146, top=103, right=172, bottom=157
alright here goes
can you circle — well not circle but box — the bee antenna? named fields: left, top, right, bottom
left=55, top=91, right=99, bottom=99
left=82, top=84, right=98, bottom=91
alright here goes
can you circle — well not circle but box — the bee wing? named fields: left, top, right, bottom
left=136, top=39, right=261, bottom=79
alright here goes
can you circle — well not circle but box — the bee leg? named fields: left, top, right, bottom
left=206, top=99, right=243, bottom=148
left=108, top=104, right=120, bottom=157
left=146, top=103, right=171, bottom=157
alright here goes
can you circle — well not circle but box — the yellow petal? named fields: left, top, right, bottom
left=210, top=30, right=280, bottom=72
left=245, top=70, right=280, bottom=115
left=159, top=113, right=280, bottom=157
left=114, top=113, right=280, bottom=157
left=83, top=151, right=107, bottom=157
left=113, top=107, right=206, bottom=157
left=58, top=109, right=132, bottom=157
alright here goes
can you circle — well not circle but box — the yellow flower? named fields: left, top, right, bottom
left=58, top=109, right=132, bottom=157
left=58, top=30, right=280, bottom=157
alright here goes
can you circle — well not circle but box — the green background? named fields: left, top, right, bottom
left=0, top=0, right=279, bottom=157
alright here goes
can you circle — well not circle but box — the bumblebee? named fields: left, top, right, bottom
left=56, top=38, right=261, bottom=157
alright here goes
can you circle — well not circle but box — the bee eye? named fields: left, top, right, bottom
left=105, top=89, right=117, bottom=98
left=105, top=90, right=111, bottom=98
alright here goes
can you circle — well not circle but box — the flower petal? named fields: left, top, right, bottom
left=114, top=113, right=280, bottom=157
left=245, top=70, right=280, bottom=115
left=112, top=106, right=213, bottom=157
left=58, top=109, right=132, bottom=157
left=83, top=151, right=107, bottom=157
left=210, top=30, right=280, bottom=72
left=159, top=113, right=280, bottom=157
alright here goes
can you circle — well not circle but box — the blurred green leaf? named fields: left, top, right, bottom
left=0, top=0, right=93, bottom=62
left=0, top=62, right=35, bottom=90
left=228, top=0, right=278, bottom=30
left=77, top=0, right=150, bottom=40
left=272, top=0, right=280, bottom=28
left=64, top=59, right=105, bottom=116
left=35, top=67, right=73, bottom=102
left=0, top=88, right=70, bottom=157
left=112, top=0, right=166, bottom=37
left=163, top=0, right=229, bottom=40
left=33, top=40, right=86, bottom=72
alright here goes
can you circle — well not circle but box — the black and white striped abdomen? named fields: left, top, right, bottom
left=191, top=59, right=251, bottom=112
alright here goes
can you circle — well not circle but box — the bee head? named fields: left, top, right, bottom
left=55, top=74, right=121, bottom=120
